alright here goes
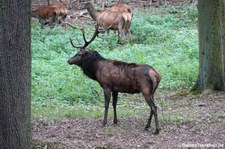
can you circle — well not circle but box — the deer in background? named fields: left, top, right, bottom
left=32, top=5, right=58, bottom=28
left=111, top=1, right=133, bottom=42
left=68, top=26, right=161, bottom=134
left=32, top=3, right=68, bottom=28
left=82, top=2, right=131, bottom=43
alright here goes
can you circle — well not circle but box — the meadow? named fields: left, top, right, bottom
left=31, top=5, right=198, bottom=119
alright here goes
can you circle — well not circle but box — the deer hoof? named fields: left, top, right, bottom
left=154, top=128, right=161, bottom=135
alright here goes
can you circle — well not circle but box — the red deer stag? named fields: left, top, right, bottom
left=68, top=26, right=161, bottom=134
left=83, top=2, right=130, bottom=43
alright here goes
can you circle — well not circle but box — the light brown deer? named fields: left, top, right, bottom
left=111, top=1, right=132, bottom=13
left=111, top=1, right=133, bottom=42
left=83, top=2, right=130, bottom=43
left=32, top=5, right=58, bottom=28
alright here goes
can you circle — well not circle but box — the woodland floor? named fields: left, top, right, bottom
left=32, top=90, right=225, bottom=149
left=31, top=0, right=224, bottom=148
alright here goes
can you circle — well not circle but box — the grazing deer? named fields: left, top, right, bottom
left=68, top=26, right=161, bottom=134
left=83, top=2, right=131, bottom=43
left=32, top=5, right=58, bottom=28
left=32, top=3, right=68, bottom=28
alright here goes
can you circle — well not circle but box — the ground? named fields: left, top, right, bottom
left=32, top=90, right=225, bottom=149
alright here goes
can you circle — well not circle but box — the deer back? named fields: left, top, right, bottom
left=96, top=10, right=126, bottom=29
left=50, top=3, right=68, bottom=16
left=36, top=6, right=58, bottom=19
left=111, top=3, right=132, bottom=13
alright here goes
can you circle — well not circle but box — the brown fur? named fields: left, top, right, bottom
left=111, top=3, right=132, bottom=13
left=84, top=2, right=129, bottom=43
left=111, top=3, right=133, bottom=42
left=68, top=49, right=161, bottom=134
left=32, top=6, right=58, bottom=28
left=50, top=3, right=68, bottom=25
left=32, top=3, right=68, bottom=28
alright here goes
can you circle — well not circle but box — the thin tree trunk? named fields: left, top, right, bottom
left=193, top=0, right=225, bottom=91
left=0, top=0, right=31, bottom=148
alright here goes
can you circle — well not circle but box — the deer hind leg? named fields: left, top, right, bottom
left=127, top=23, right=132, bottom=43
left=118, top=24, right=126, bottom=44
left=145, top=108, right=153, bottom=130
left=57, top=15, right=62, bottom=24
left=62, top=15, right=67, bottom=30
left=143, top=92, right=161, bottom=134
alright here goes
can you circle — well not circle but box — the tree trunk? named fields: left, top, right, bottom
left=0, top=0, right=31, bottom=148
left=193, top=0, right=225, bottom=92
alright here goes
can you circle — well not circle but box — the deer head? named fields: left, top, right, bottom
left=68, top=25, right=108, bottom=65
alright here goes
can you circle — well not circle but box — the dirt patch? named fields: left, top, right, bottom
left=32, top=90, right=225, bottom=148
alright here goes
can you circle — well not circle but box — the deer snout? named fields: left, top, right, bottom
left=68, top=59, right=73, bottom=65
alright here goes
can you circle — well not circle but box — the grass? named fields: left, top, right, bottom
left=31, top=5, right=199, bottom=121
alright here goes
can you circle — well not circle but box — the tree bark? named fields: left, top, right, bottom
left=0, top=0, right=31, bottom=148
left=193, top=0, right=225, bottom=92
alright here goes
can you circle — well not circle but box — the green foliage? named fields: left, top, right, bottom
left=32, top=6, right=198, bottom=107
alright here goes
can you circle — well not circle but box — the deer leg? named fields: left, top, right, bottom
left=62, top=16, right=67, bottom=30
left=103, top=88, right=111, bottom=127
left=118, top=24, right=126, bottom=44
left=145, top=108, right=154, bottom=130
left=122, top=30, right=126, bottom=44
left=150, top=97, right=161, bottom=134
left=143, top=94, right=161, bottom=134
left=49, top=16, right=55, bottom=29
left=127, top=24, right=132, bottom=43
left=39, top=19, right=45, bottom=29
left=118, top=30, right=126, bottom=44
left=117, top=30, right=120, bottom=43
left=112, top=91, right=118, bottom=124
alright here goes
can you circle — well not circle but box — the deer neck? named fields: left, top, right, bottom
left=86, top=4, right=97, bottom=21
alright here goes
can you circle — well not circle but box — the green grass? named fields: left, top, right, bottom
left=32, top=6, right=199, bottom=120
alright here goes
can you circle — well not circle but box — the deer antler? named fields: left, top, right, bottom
left=70, top=25, right=109, bottom=49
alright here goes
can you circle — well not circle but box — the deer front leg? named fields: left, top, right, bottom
left=112, top=91, right=118, bottom=124
left=102, top=88, right=111, bottom=127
